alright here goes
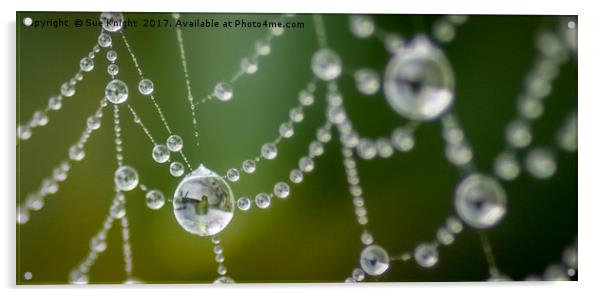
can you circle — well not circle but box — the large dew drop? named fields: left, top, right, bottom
left=454, top=174, right=507, bottom=229
left=173, top=164, right=235, bottom=236
left=360, top=244, right=390, bottom=276
left=384, top=36, right=455, bottom=121
left=105, top=79, right=129, bottom=104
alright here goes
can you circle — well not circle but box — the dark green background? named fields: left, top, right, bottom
left=16, top=12, right=577, bottom=284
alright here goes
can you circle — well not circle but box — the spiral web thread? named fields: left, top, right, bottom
left=16, top=13, right=577, bottom=283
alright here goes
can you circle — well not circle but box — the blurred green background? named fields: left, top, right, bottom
left=16, top=12, right=577, bottom=284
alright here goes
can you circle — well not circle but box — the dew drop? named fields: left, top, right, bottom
left=384, top=36, right=455, bottom=121
left=173, top=165, right=235, bottom=236
left=311, top=48, right=342, bottom=81
left=454, top=174, right=507, bottom=229
left=105, top=79, right=129, bottom=104
left=114, top=165, right=139, bottom=191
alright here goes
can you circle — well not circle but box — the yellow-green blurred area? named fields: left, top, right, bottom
left=16, top=12, right=577, bottom=284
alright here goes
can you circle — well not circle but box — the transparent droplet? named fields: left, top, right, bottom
left=173, top=164, right=235, bottom=236
left=309, top=141, right=324, bottom=157
left=114, top=165, right=139, bottom=191
left=273, top=182, right=290, bottom=199
left=279, top=122, right=294, bottom=138
left=261, top=143, right=278, bottom=160
left=100, top=12, right=124, bottom=32
left=23, top=271, right=33, bottom=281
left=69, top=269, right=89, bottom=285
left=170, top=162, right=185, bottom=177
left=445, top=143, right=473, bottom=166
left=414, top=243, right=439, bottom=268
left=226, top=168, right=240, bottom=182
left=352, top=268, right=366, bottom=282
left=525, top=148, right=557, bottom=179
left=105, top=79, right=129, bottom=104
left=166, top=135, right=184, bottom=152
left=138, top=78, right=154, bottom=95
left=357, top=139, right=377, bottom=160
left=26, top=193, right=44, bottom=211
left=18, top=125, right=32, bottom=140
left=69, top=145, right=85, bottom=161
left=311, top=48, right=342, bottom=81
left=557, top=113, right=577, bottom=152
left=152, top=144, right=170, bottom=163
left=214, top=82, right=233, bottom=101
left=32, top=110, right=49, bottom=127
left=327, top=106, right=346, bottom=124
left=349, top=15, right=374, bottom=39
left=433, top=19, right=455, bottom=43
left=289, top=107, right=304, bottom=123
left=289, top=169, right=304, bottom=184
left=98, top=32, right=112, bottom=47
left=298, top=90, right=314, bottom=106
left=518, top=97, right=544, bottom=119
left=217, top=265, right=228, bottom=275
left=87, top=116, right=101, bottom=130
left=237, top=197, right=251, bottom=211
left=255, top=40, right=271, bottom=56
left=270, top=25, right=284, bottom=36
left=48, top=96, right=62, bottom=110
left=106, top=50, right=117, bottom=62
left=61, top=82, right=76, bottom=97
left=437, top=228, right=455, bottom=245
left=110, top=196, right=126, bottom=219
left=52, top=167, right=68, bottom=181
left=17, top=207, right=30, bottom=224
left=446, top=217, right=464, bottom=234
left=506, top=119, right=532, bottom=148
left=90, top=236, right=107, bottom=252
left=494, top=153, right=520, bottom=181
left=360, top=245, right=390, bottom=276
left=391, top=128, right=415, bottom=152
left=299, top=157, right=314, bottom=172
left=242, top=160, right=256, bottom=173
left=41, top=178, right=58, bottom=195
left=384, top=34, right=404, bottom=54
left=455, top=174, right=507, bottom=229
left=79, top=57, right=94, bottom=72
left=376, top=138, right=394, bottom=158
left=240, top=57, right=258, bottom=74
left=384, top=36, right=455, bottom=121
left=354, top=69, right=380, bottom=95
left=317, top=127, right=332, bottom=143
left=361, top=231, right=374, bottom=245
left=255, top=192, right=271, bottom=209
left=107, top=63, right=119, bottom=76
left=146, top=190, right=165, bottom=210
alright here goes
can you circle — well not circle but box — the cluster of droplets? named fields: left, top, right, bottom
left=494, top=21, right=576, bottom=182
left=211, top=235, right=235, bottom=283
left=18, top=98, right=108, bottom=224
left=524, top=241, right=577, bottom=281
left=442, top=114, right=474, bottom=169
left=69, top=191, right=120, bottom=284
left=17, top=44, right=102, bottom=142
left=225, top=81, right=317, bottom=185
left=237, top=122, right=332, bottom=212
left=203, top=16, right=291, bottom=105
